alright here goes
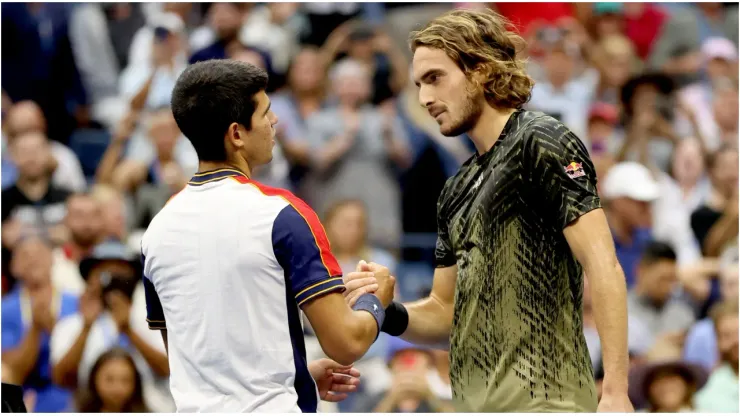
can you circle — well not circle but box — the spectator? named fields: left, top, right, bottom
left=527, top=37, right=592, bottom=140
left=586, top=102, right=620, bottom=156
left=271, top=46, right=328, bottom=186
left=628, top=347, right=708, bottom=412
left=3, top=100, right=87, bottom=193
left=51, top=193, right=105, bottom=296
left=352, top=338, right=453, bottom=413
left=694, top=300, right=740, bottom=412
left=590, top=35, right=639, bottom=106
left=1, top=132, right=72, bottom=250
left=189, top=3, right=268, bottom=67
left=89, top=184, right=131, bottom=244
left=127, top=3, right=194, bottom=69
left=590, top=3, right=624, bottom=40
left=321, top=23, right=409, bottom=104
left=653, top=138, right=710, bottom=266
left=684, top=259, right=739, bottom=370
left=710, top=81, right=739, bottom=150
left=691, top=145, right=738, bottom=257
left=648, top=3, right=738, bottom=76
left=617, top=73, right=679, bottom=173
left=2, top=3, right=88, bottom=143
left=240, top=3, right=303, bottom=75
left=600, top=162, right=659, bottom=286
left=324, top=199, right=397, bottom=278
left=627, top=242, right=696, bottom=354
left=119, top=12, right=189, bottom=112
left=304, top=58, right=410, bottom=249
left=75, top=348, right=149, bottom=413
left=69, top=4, right=146, bottom=130
left=622, top=3, right=668, bottom=60
left=1, top=236, right=79, bottom=412
left=50, top=240, right=174, bottom=412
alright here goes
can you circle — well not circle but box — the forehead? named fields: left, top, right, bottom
left=253, top=90, right=270, bottom=110
left=412, top=47, right=459, bottom=81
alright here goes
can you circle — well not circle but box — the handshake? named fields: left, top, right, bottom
left=342, top=260, right=395, bottom=309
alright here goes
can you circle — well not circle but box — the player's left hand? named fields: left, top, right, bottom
left=308, top=358, right=361, bottom=403
left=597, top=392, right=634, bottom=413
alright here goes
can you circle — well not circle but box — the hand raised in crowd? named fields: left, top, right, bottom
left=112, top=111, right=139, bottom=144
left=160, top=161, right=187, bottom=194
left=80, top=287, right=103, bottom=327
left=106, top=291, right=132, bottom=333
left=30, top=285, right=55, bottom=332
left=372, top=31, right=394, bottom=53
left=387, top=368, right=435, bottom=403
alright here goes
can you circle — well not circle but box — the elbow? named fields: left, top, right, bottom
left=324, top=342, right=365, bottom=366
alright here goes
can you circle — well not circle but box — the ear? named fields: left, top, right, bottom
left=226, top=122, right=245, bottom=150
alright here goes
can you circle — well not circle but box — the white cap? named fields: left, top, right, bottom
left=600, top=161, right=660, bottom=202
left=152, top=12, right=185, bottom=34
left=702, top=37, right=738, bottom=63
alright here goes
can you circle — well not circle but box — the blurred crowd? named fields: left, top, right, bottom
left=1, top=2, right=738, bottom=413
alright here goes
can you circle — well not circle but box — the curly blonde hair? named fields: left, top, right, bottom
left=409, top=9, right=534, bottom=109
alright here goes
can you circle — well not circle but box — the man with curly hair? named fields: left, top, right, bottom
left=343, top=9, right=633, bottom=413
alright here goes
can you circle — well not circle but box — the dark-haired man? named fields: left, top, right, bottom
left=627, top=241, right=695, bottom=354
left=141, top=60, right=394, bottom=412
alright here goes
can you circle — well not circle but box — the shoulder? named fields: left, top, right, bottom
left=517, top=110, right=576, bottom=145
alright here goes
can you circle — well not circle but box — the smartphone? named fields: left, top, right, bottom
left=154, top=26, right=171, bottom=42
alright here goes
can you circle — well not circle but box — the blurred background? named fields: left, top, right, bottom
left=1, top=1, right=738, bottom=413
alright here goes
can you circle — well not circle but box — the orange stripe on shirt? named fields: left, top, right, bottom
left=232, top=176, right=343, bottom=277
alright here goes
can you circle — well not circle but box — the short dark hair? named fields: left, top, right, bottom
left=640, top=241, right=677, bottom=265
left=171, top=59, right=268, bottom=162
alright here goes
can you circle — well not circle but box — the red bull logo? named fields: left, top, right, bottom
left=564, top=162, right=585, bottom=178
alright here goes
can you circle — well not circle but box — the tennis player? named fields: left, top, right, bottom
left=344, top=9, right=633, bottom=413
left=140, top=60, right=394, bottom=412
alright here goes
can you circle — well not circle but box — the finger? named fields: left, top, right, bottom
left=343, top=271, right=375, bottom=283
left=347, top=286, right=378, bottom=307
left=331, top=375, right=360, bottom=387
left=355, top=260, right=367, bottom=272
left=329, top=382, right=358, bottom=393
left=322, top=392, right=348, bottom=403
left=343, top=277, right=377, bottom=293
left=332, top=367, right=361, bottom=378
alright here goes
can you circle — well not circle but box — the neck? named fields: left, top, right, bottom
left=198, top=160, right=252, bottom=178
left=468, top=106, right=517, bottom=155
left=339, top=102, right=360, bottom=112
left=16, top=176, right=49, bottom=200
left=100, top=405, right=123, bottom=413
left=66, top=241, right=93, bottom=262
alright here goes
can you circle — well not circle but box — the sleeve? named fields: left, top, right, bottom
left=523, top=117, right=601, bottom=229
left=1, top=302, right=21, bottom=351
left=50, top=315, right=84, bottom=365
left=272, top=203, right=345, bottom=308
left=434, top=179, right=456, bottom=268
left=141, top=253, right=166, bottom=330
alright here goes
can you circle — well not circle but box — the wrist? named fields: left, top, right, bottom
left=381, top=301, right=409, bottom=336
left=601, top=376, right=628, bottom=396
left=352, top=294, right=385, bottom=339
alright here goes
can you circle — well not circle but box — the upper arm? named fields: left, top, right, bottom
left=141, top=253, right=166, bottom=331
left=563, top=209, right=619, bottom=272
left=429, top=265, right=458, bottom=309
left=524, top=117, right=602, bottom=230
left=271, top=202, right=344, bottom=308
left=434, top=181, right=456, bottom=269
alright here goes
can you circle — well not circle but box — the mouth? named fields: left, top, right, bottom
left=429, top=108, right=445, bottom=119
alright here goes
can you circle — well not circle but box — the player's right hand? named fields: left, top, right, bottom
left=343, top=267, right=378, bottom=308
left=365, top=262, right=395, bottom=308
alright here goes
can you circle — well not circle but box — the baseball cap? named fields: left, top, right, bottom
left=593, top=2, right=624, bottom=15
left=385, top=337, right=431, bottom=364
left=588, top=102, right=619, bottom=125
left=152, top=12, right=185, bottom=34
left=79, top=239, right=141, bottom=281
left=600, top=162, right=660, bottom=202
left=702, top=37, right=738, bottom=63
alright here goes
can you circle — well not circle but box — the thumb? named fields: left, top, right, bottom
left=321, top=358, right=352, bottom=371
left=356, top=260, right=367, bottom=272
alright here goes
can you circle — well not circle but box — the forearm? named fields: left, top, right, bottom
left=315, top=135, right=351, bottom=172
left=386, top=48, right=409, bottom=93
left=320, top=311, right=378, bottom=365
left=126, top=328, right=169, bottom=377
left=703, top=214, right=738, bottom=256
left=129, top=73, right=155, bottom=111
left=586, top=259, right=629, bottom=394
left=3, top=327, right=42, bottom=383
left=384, top=137, right=411, bottom=169
left=373, top=394, right=398, bottom=413
left=402, top=296, right=453, bottom=345
left=95, top=141, right=126, bottom=184
left=52, top=325, right=91, bottom=387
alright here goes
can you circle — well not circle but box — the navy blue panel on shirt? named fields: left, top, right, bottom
left=272, top=205, right=344, bottom=308
left=283, top=283, right=319, bottom=412
left=141, top=253, right=166, bottom=330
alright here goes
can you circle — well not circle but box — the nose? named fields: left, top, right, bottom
left=418, top=85, right=435, bottom=108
